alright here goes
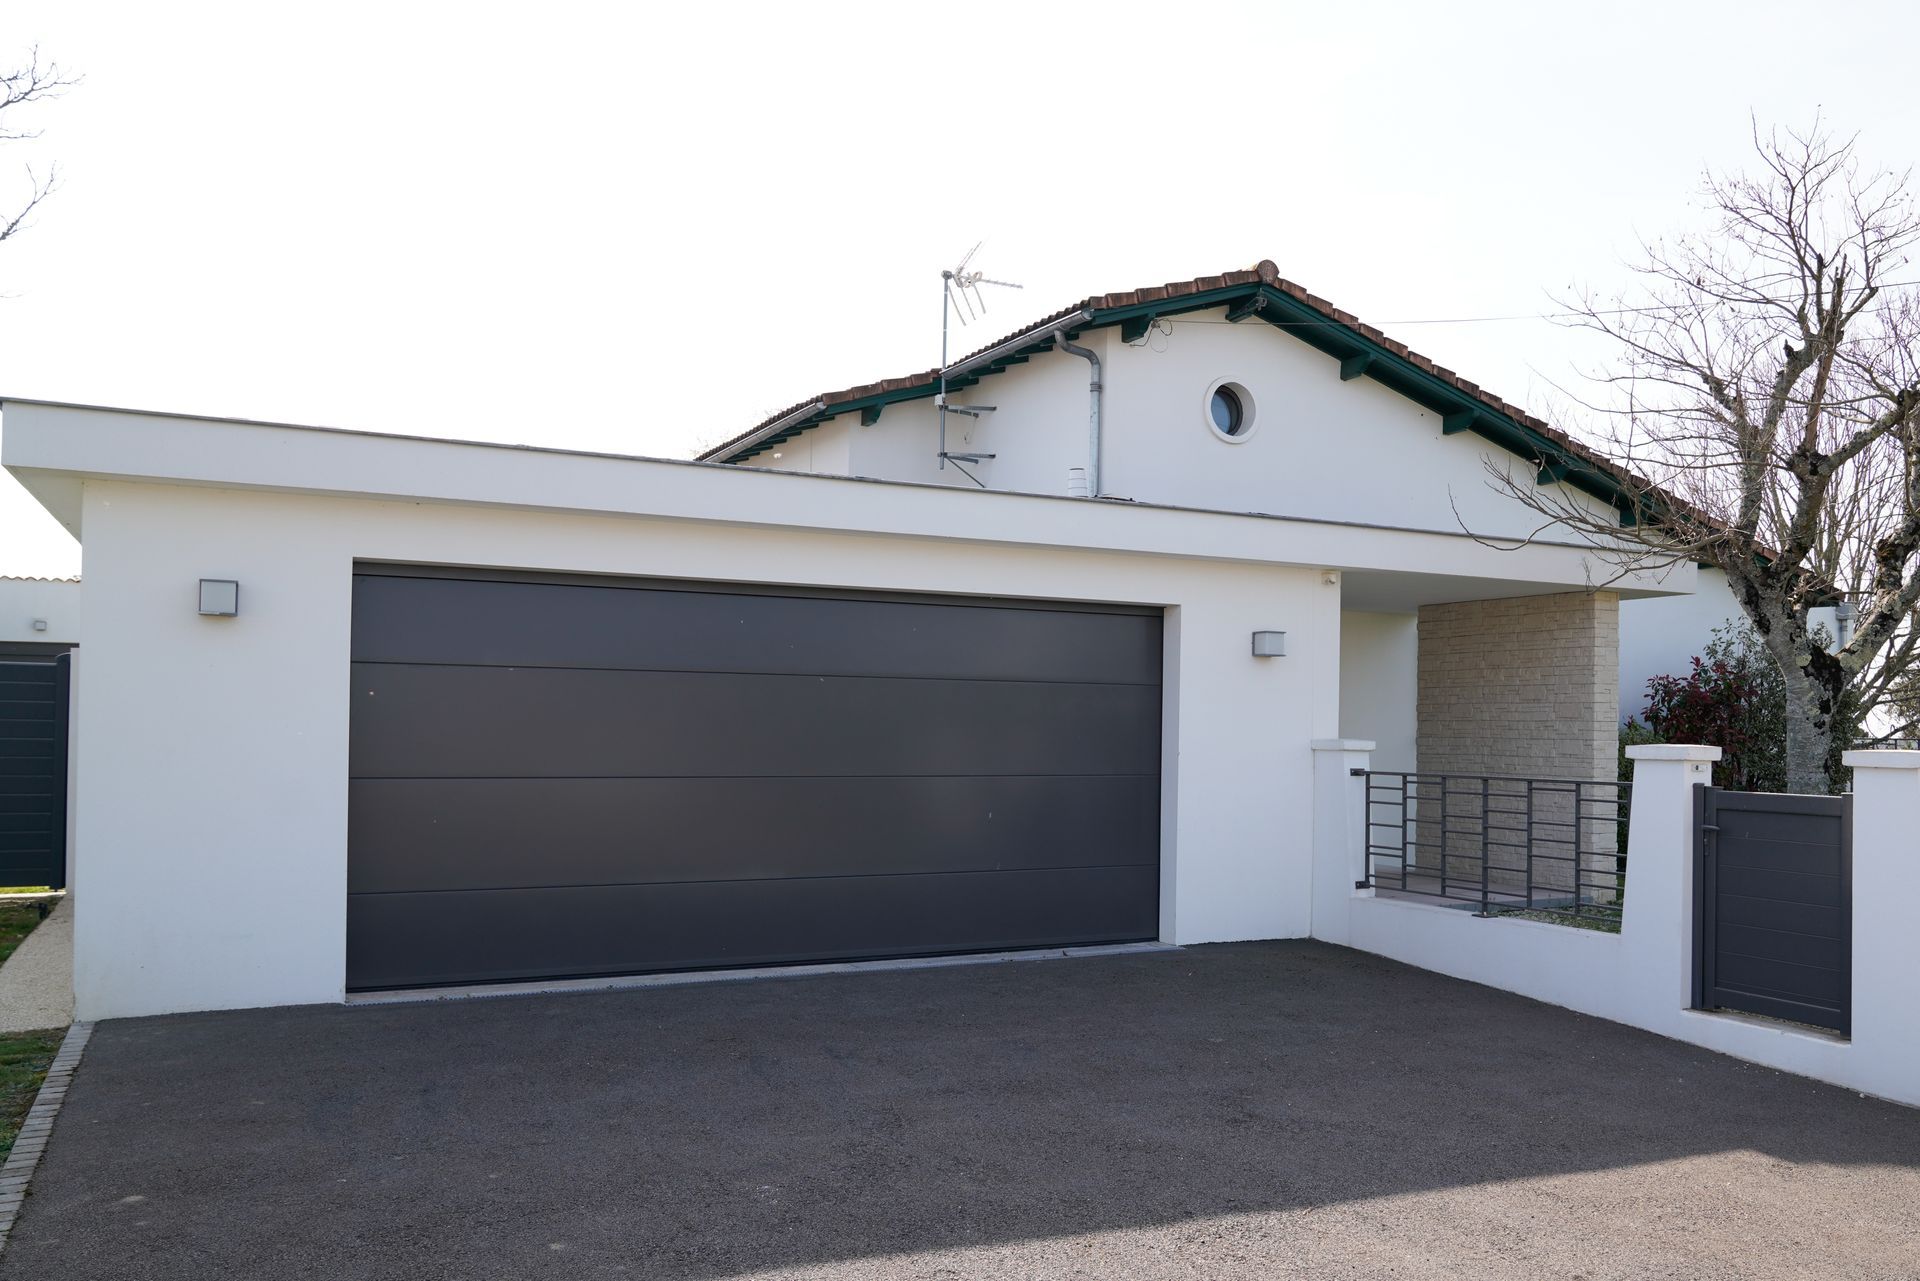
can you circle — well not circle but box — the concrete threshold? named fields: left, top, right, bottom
left=347, top=941, right=1183, bottom=1008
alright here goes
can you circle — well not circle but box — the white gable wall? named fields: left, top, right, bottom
left=1099, top=309, right=1625, bottom=539
left=752, top=416, right=854, bottom=477
left=752, top=309, right=1627, bottom=544
left=755, top=341, right=1099, bottom=494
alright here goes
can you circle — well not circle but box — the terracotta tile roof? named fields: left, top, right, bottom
left=698, top=258, right=1690, bottom=529
left=700, top=266, right=1278, bottom=463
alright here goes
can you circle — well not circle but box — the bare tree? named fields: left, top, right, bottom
left=1494, top=121, right=1920, bottom=793
left=0, top=48, right=79, bottom=250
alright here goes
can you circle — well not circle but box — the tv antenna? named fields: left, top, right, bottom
left=937, top=243, right=1022, bottom=484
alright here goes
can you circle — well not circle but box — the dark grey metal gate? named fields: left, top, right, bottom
left=347, top=565, right=1163, bottom=990
left=1694, top=785, right=1850, bottom=1035
left=0, top=654, right=70, bottom=891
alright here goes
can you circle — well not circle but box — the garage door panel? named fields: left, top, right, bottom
left=352, top=572, right=1162, bottom=686
left=350, top=663, right=1160, bottom=779
left=346, top=865, right=1161, bottom=991
left=348, top=774, right=1160, bottom=893
left=348, top=569, right=1162, bottom=990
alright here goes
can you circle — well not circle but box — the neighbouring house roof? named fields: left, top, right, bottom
left=0, top=575, right=79, bottom=583
left=700, top=259, right=1667, bottom=527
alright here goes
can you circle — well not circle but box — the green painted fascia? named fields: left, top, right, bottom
left=724, top=282, right=1665, bottom=529
left=1225, top=287, right=1652, bottom=526
left=723, top=286, right=1253, bottom=463
left=730, top=382, right=945, bottom=463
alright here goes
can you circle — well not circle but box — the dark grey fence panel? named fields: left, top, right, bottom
left=0, top=654, right=69, bottom=891
left=1358, top=770, right=1629, bottom=924
left=1694, top=786, right=1851, bottom=1035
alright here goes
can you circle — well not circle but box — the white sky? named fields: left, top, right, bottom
left=2, top=0, right=1916, bottom=578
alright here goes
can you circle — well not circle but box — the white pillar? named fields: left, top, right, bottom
left=1310, top=739, right=1374, bottom=945
left=1840, top=749, right=1920, bottom=1104
left=1623, top=745, right=1721, bottom=1013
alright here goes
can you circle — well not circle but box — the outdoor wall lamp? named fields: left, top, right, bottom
left=198, top=579, right=240, bottom=617
left=1251, top=630, right=1287, bottom=657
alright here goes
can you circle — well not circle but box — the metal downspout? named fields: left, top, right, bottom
left=1053, top=329, right=1102, bottom=498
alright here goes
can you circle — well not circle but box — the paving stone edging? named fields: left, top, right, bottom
left=0, top=1021, right=92, bottom=1251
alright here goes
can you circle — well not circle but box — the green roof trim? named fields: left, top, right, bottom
left=719, top=279, right=1658, bottom=529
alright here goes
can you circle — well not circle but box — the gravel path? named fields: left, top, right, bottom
left=0, top=900, right=71, bottom=1035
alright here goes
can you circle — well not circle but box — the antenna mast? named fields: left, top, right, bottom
left=938, top=243, right=1021, bottom=486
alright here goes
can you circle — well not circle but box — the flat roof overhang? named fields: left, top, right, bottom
left=0, top=398, right=1696, bottom=604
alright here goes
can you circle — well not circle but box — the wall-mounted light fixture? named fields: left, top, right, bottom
left=198, top=579, right=240, bottom=617
left=1251, top=630, right=1287, bottom=657
left=30, top=618, right=47, bottom=632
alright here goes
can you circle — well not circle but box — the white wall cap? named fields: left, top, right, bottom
left=1841, top=749, right=1920, bottom=771
left=1310, top=739, right=1377, bottom=752
left=1624, top=744, right=1724, bottom=762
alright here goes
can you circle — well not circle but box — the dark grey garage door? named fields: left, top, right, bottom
left=0, top=653, right=70, bottom=891
left=347, top=566, right=1162, bottom=990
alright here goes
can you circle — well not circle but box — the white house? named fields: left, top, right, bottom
left=703, top=261, right=1752, bottom=735
left=0, top=261, right=1753, bottom=1022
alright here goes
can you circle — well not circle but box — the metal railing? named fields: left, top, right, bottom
left=1358, top=770, right=1632, bottom=926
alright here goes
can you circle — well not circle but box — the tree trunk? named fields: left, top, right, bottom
left=1780, top=659, right=1842, bottom=794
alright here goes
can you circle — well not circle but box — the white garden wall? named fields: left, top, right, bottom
left=1313, top=743, right=1920, bottom=1109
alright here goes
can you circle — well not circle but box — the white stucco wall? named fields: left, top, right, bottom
left=1618, top=566, right=1738, bottom=722
left=61, top=478, right=1341, bottom=1019
left=739, top=308, right=1750, bottom=702
left=1338, top=610, right=1416, bottom=773
left=1617, top=566, right=1839, bottom=723
left=753, top=415, right=853, bottom=477
left=0, top=577, right=80, bottom=645
left=757, top=346, right=1099, bottom=495
left=743, top=309, right=1627, bottom=539
left=5, top=399, right=1703, bottom=1021
left=1098, top=309, right=1626, bottom=538
left=1315, top=744, right=1920, bottom=1110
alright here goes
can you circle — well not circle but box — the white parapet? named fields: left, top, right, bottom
left=1309, top=739, right=1375, bottom=946
left=1840, top=750, right=1920, bottom=1106
left=1340, top=743, right=1920, bottom=1109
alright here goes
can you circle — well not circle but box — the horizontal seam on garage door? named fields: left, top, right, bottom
left=348, top=862, right=1160, bottom=895
left=348, top=770, right=1161, bottom=781
left=351, top=566, right=1165, bottom=617
left=350, top=661, right=1161, bottom=687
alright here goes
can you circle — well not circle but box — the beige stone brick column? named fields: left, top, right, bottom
left=1415, top=591, right=1621, bottom=898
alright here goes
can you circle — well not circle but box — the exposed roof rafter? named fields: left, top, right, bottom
left=699, top=260, right=1689, bottom=534
left=1223, top=294, right=1266, bottom=324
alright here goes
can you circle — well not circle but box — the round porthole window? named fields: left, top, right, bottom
left=1204, top=379, right=1257, bottom=442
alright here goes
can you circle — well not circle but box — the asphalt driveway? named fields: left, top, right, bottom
left=5, top=941, right=1918, bottom=1280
